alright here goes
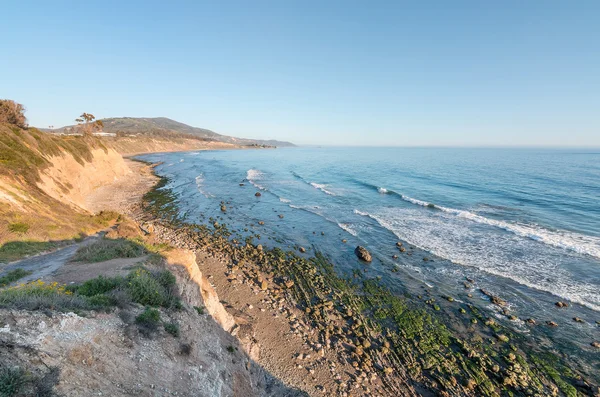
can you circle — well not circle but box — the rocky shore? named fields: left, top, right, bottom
left=114, top=162, right=599, bottom=397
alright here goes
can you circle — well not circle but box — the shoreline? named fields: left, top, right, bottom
left=109, top=157, right=599, bottom=396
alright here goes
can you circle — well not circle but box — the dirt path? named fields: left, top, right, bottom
left=0, top=235, right=100, bottom=284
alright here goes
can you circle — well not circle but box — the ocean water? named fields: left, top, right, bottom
left=138, top=147, right=600, bottom=355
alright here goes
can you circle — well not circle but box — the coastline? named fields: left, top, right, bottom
left=101, top=156, right=599, bottom=397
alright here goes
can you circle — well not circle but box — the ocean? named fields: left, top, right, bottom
left=138, top=147, right=600, bottom=359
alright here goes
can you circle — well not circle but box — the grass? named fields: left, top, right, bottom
left=0, top=266, right=180, bottom=313
left=72, top=238, right=147, bottom=263
left=7, top=223, right=29, bottom=234
left=0, top=269, right=32, bottom=287
left=0, top=367, right=28, bottom=396
left=0, top=280, right=92, bottom=312
left=73, top=276, right=124, bottom=297
left=126, top=268, right=180, bottom=308
left=164, top=321, right=180, bottom=337
left=135, top=307, right=161, bottom=336
left=0, top=241, right=56, bottom=263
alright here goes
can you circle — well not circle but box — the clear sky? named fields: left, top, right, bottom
left=1, top=1, right=599, bottom=146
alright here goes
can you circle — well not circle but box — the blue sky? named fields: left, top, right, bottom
left=2, top=1, right=598, bottom=146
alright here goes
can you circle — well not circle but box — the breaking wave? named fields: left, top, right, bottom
left=246, top=169, right=266, bottom=190
left=310, top=182, right=336, bottom=196
left=398, top=195, right=600, bottom=259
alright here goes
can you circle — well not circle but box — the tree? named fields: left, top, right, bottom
left=0, top=99, right=28, bottom=128
left=75, top=112, right=103, bottom=135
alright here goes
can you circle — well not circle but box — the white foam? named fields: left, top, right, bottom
left=354, top=207, right=600, bottom=312
left=279, top=197, right=291, bottom=203
left=337, top=222, right=358, bottom=236
left=194, top=174, right=213, bottom=198
left=246, top=169, right=266, bottom=190
left=399, top=194, right=600, bottom=259
left=310, top=182, right=336, bottom=196
left=377, top=187, right=388, bottom=194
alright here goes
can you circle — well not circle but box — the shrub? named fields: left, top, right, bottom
left=0, top=268, right=32, bottom=287
left=126, top=268, right=180, bottom=308
left=164, top=321, right=180, bottom=337
left=0, top=280, right=90, bottom=311
left=0, top=99, right=27, bottom=128
left=136, top=307, right=160, bottom=324
left=75, top=276, right=123, bottom=297
left=87, top=294, right=118, bottom=309
left=8, top=223, right=29, bottom=234
left=194, top=306, right=204, bottom=315
left=0, top=366, right=28, bottom=396
left=155, top=270, right=176, bottom=288
left=73, top=238, right=147, bottom=263
left=135, top=307, right=161, bottom=337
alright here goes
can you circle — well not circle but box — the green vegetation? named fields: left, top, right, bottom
left=0, top=268, right=32, bottom=287
left=0, top=266, right=180, bottom=314
left=0, top=365, right=59, bottom=397
left=164, top=321, right=180, bottom=337
left=135, top=307, right=161, bottom=336
left=73, top=275, right=124, bottom=297
left=0, top=366, right=28, bottom=396
left=136, top=307, right=160, bottom=325
left=194, top=306, right=205, bottom=315
left=126, top=267, right=180, bottom=308
left=0, top=280, right=93, bottom=312
left=72, top=238, right=147, bottom=262
left=0, top=241, right=56, bottom=263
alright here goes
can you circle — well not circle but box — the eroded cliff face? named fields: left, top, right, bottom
left=0, top=242, right=303, bottom=397
left=36, top=147, right=130, bottom=212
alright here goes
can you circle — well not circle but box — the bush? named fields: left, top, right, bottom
left=0, top=280, right=91, bottom=311
left=87, top=294, right=118, bottom=309
left=8, top=223, right=29, bottom=234
left=0, top=366, right=28, bottom=396
left=0, top=269, right=32, bottom=287
left=164, top=321, right=180, bottom=337
left=73, top=238, right=147, bottom=263
left=155, top=270, right=176, bottom=288
left=126, top=268, right=180, bottom=308
left=75, top=276, right=123, bottom=297
left=135, top=307, right=161, bottom=337
left=136, top=307, right=160, bottom=324
left=0, top=99, right=27, bottom=128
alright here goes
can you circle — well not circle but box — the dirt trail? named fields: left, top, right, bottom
left=0, top=235, right=100, bottom=284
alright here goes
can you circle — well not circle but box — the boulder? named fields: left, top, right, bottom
left=255, top=192, right=261, bottom=197
left=354, top=246, right=372, bottom=262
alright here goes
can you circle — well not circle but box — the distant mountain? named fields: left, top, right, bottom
left=47, top=117, right=295, bottom=147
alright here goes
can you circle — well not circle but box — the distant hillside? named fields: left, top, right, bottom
left=47, top=117, right=295, bottom=147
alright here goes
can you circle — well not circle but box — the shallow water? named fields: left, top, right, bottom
left=138, top=147, right=600, bottom=363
